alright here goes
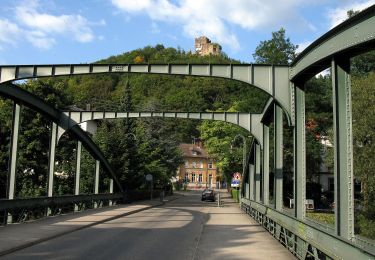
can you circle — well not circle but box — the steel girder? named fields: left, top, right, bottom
left=0, top=84, right=124, bottom=193
left=59, top=110, right=266, bottom=145
left=242, top=198, right=375, bottom=258
left=290, top=4, right=375, bottom=82
left=0, top=63, right=292, bottom=122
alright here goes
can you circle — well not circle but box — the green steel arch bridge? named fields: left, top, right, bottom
left=0, top=5, right=374, bottom=259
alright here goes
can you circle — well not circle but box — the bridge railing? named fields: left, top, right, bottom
left=0, top=190, right=165, bottom=226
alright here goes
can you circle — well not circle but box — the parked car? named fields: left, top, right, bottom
left=201, top=189, right=215, bottom=202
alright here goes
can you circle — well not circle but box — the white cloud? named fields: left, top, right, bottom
left=111, top=0, right=310, bottom=50
left=15, top=2, right=95, bottom=44
left=328, top=0, right=375, bottom=28
left=0, top=0, right=105, bottom=50
left=0, top=19, right=22, bottom=47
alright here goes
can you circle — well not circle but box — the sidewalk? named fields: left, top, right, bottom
left=0, top=195, right=179, bottom=257
left=196, top=191, right=295, bottom=260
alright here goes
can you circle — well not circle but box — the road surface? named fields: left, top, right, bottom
left=2, top=191, right=294, bottom=260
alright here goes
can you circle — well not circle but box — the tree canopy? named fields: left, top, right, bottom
left=252, top=28, right=298, bottom=65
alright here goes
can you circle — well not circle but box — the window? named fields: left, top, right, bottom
left=184, top=161, right=189, bottom=168
left=192, top=174, right=196, bottom=182
left=208, top=162, right=213, bottom=169
left=199, top=161, right=203, bottom=168
left=198, top=174, right=203, bottom=183
left=192, top=151, right=197, bottom=156
left=184, top=173, right=189, bottom=182
left=192, top=162, right=197, bottom=168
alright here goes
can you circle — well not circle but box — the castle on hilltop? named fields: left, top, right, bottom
left=194, top=36, right=222, bottom=56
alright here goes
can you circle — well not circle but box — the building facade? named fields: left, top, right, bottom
left=177, top=141, right=218, bottom=189
left=194, top=36, right=222, bottom=56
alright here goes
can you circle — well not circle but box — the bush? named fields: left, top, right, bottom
left=231, top=188, right=239, bottom=202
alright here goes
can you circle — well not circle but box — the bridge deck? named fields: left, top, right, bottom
left=0, top=192, right=294, bottom=259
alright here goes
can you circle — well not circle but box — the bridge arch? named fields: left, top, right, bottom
left=0, top=63, right=292, bottom=123
left=0, top=83, right=124, bottom=193
left=290, top=4, right=375, bottom=83
left=59, top=110, right=265, bottom=147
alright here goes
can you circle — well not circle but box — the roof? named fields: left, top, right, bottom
left=179, top=143, right=209, bottom=158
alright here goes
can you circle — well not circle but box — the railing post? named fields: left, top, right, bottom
left=6, top=103, right=21, bottom=224
left=255, top=144, right=261, bottom=202
left=46, top=122, right=58, bottom=216
left=109, top=178, right=114, bottom=206
left=249, top=143, right=255, bottom=201
left=74, top=141, right=82, bottom=212
left=275, top=105, right=283, bottom=211
left=94, top=160, right=100, bottom=208
left=263, top=125, right=270, bottom=206
left=332, top=57, right=354, bottom=240
left=294, top=86, right=306, bottom=220
left=47, top=122, right=57, bottom=197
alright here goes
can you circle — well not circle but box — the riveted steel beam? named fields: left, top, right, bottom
left=262, top=124, right=270, bottom=206
left=7, top=103, right=21, bottom=201
left=95, top=160, right=100, bottom=195
left=0, top=84, right=124, bottom=193
left=291, top=5, right=375, bottom=82
left=255, top=144, right=261, bottom=202
left=241, top=198, right=375, bottom=258
left=0, top=193, right=123, bottom=210
left=274, top=105, right=283, bottom=211
left=74, top=141, right=82, bottom=211
left=47, top=122, right=58, bottom=197
left=61, top=111, right=267, bottom=148
left=332, top=57, right=354, bottom=240
left=294, top=86, right=306, bottom=220
left=0, top=63, right=292, bottom=120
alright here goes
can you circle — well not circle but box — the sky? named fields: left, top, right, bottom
left=0, top=0, right=374, bottom=65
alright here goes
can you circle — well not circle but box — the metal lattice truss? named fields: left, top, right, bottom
left=0, top=4, right=374, bottom=259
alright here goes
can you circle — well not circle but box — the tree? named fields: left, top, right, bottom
left=198, top=107, right=249, bottom=184
left=0, top=98, right=13, bottom=198
left=15, top=80, right=70, bottom=197
left=253, top=28, right=298, bottom=65
left=352, top=72, right=375, bottom=239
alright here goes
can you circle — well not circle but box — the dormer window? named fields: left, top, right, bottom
left=192, top=150, right=198, bottom=156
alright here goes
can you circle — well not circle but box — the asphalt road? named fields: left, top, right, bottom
left=2, top=191, right=294, bottom=260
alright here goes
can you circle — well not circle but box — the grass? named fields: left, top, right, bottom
left=306, top=212, right=335, bottom=225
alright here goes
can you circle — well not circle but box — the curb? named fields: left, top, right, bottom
left=0, top=196, right=180, bottom=257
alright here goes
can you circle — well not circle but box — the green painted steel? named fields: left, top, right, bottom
left=241, top=199, right=375, bottom=258
left=0, top=84, right=124, bottom=193
left=95, top=160, right=100, bottom=195
left=47, top=122, right=58, bottom=197
left=7, top=103, right=21, bottom=201
left=332, top=57, right=354, bottom=240
left=0, top=193, right=123, bottom=211
left=74, top=141, right=82, bottom=212
left=262, top=125, right=270, bottom=206
left=249, top=164, right=255, bottom=201
left=59, top=110, right=267, bottom=149
left=255, top=144, right=261, bottom=202
left=75, top=141, right=82, bottom=196
left=291, top=4, right=375, bottom=81
left=294, top=86, right=305, bottom=220
left=94, top=160, right=100, bottom=208
left=274, top=105, right=283, bottom=211
left=0, top=64, right=292, bottom=121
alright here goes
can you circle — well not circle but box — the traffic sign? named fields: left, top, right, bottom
left=146, top=174, right=153, bottom=182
